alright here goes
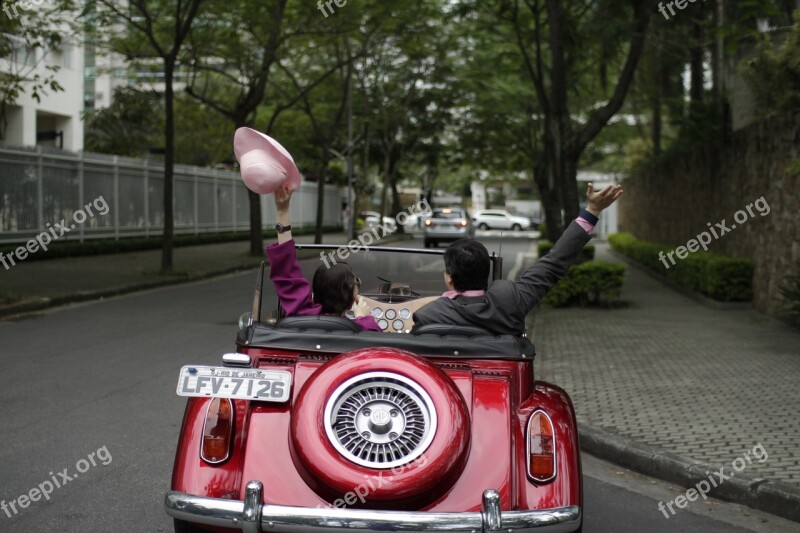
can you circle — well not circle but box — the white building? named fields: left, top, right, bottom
left=0, top=34, right=85, bottom=151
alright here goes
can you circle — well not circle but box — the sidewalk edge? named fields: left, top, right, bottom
left=579, top=423, right=800, bottom=523
left=0, top=234, right=413, bottom=319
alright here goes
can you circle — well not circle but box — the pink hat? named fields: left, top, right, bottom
left=233, top=127, right=302, bottom=194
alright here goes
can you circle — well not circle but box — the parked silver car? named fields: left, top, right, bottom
left=472, top=209, right=531, bottom=231
left=423, top=207, right=474, bottom=248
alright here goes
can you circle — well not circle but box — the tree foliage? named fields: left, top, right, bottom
left=740, top=15, right=800, bottom=115
left=0, top=1, right=69, bottom=140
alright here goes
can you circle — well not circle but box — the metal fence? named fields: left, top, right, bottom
left=0, top=145, right=343, bottom=244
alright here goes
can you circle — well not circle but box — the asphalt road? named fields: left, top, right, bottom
left=0, top=233, right=795, bottom=533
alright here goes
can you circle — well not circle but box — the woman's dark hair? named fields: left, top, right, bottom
left=312, top=262, right=358, bottom=315
left=444, top=239, right=490, bottom=291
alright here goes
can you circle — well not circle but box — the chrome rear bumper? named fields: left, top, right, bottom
left=165, top=481, right=581, bottom=533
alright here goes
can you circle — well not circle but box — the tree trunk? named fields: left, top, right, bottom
left=533, top=162, right=562, bottom=243
left=378, top=147, right=392, bottom=219
left=652, top=95, right=662, bottom=154
left=540, top=123, right=565, bottom=239
left=314, top=162, right=328, bottom=244
left=161, top=61, right=175, bottom=272
left=689, top=21, right=704, bottom=113
left=559, top=151, right=579, bottom=222
left=389, top=167, right=404, bottom=235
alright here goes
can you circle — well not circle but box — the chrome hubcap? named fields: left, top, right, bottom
left=324, top=372, right=437, bottom=469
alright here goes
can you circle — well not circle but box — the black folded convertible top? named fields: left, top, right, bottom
left=237, top=324, right=535, bottom=361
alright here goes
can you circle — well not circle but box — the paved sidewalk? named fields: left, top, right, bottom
left=533, top=242, right=800, bottom=519
left=0, top=231, right=412, bottom=316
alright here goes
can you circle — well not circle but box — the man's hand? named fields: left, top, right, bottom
left=586, top=182, right=623, bottom=216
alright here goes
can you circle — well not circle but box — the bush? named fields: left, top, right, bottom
left=538, top=241, right=595, bottom=263
left=542, top=260, right=626, bottom=307
left=608, top=233, right=753, bottom=302
left=780, top=265, right=800, bottom=315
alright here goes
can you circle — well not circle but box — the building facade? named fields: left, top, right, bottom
left=0, top=32, right=84, bottom=151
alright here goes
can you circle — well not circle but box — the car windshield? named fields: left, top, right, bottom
left=255, top=244, right=502, bottom=322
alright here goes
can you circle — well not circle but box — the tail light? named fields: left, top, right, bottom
left=526, top=410, right=556, bottom=483
left=425, top=219, right=435, bottom=227
left=458, top=220, right=468, bottom=227
left=201, top=398, right=234, bottom=464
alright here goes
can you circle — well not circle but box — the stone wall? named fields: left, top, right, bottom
left=618, top=111, right=799, bottom=316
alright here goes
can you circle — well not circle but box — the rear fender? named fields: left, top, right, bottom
left=514, top=381, right=582, bottom=510
left=170, top=397, right=250, bottom=499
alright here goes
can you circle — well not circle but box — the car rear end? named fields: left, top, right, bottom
left=423, top=208, right=473, bottom=247
left=166, top=330, right=582, bottom=532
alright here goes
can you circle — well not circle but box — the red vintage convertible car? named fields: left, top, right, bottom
left=165, top=244, right=583, bottom=532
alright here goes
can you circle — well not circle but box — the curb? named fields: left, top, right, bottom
left=579, top=424, right=800, bottom=523
left=0, top=233, right=414, bottom=319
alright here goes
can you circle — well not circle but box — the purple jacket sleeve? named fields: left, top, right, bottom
left=266, top=240, right=382, bottom=332
left=265, top=240, right=322, bottom=316
left=354, top=316, right=382, bottom=332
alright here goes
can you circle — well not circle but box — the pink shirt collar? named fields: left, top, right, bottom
left=442, top=289, right=486, bottom=299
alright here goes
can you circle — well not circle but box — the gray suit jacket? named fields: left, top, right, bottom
left=412, top=220, right=591, bottom=336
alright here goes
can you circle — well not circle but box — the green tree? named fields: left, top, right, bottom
left=86, top=0, right=207, bottom=272
left=455, top=0, right=649, bottom=240
left=0, top=2, right=67, bottom=140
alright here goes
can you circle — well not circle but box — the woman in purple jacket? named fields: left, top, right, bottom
left=265, top=186, right=381, bottom=332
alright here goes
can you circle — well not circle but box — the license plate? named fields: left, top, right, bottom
left=176, top=365, right=292, bottom=402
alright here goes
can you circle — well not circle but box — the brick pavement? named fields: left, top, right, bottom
left=533, top=243, right=800, bottom=486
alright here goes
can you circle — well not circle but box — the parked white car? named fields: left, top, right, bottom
left=360, top=211, right=398, bottom=231
left=472, top=209, right=531, bottom=231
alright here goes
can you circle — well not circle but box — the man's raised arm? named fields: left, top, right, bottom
left=512, top=183, right=623, bottom=314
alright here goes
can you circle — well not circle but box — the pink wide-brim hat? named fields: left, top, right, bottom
left=233, top=127, right=302, bottom=194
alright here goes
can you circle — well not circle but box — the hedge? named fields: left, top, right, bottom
left=542, top=260, right=626, bottom=307
left=537, top=241, right=595, bottom=263
left=0, top=226, right=343, bottom=262
left=608, top=233, right=753, bottom=302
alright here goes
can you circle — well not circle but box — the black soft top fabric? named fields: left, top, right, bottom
left=237, top=323, right=535, bottom=361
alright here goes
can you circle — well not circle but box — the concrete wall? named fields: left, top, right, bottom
left=618, top=111, right=799, bottom=316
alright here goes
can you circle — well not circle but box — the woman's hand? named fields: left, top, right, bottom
left=352, top=296, right=371, bottom=318
left=275, top=185, right=293, bottom=214
left=275, top=186, right=293, bottom=243
left=586, top=182, right=623, bottom=216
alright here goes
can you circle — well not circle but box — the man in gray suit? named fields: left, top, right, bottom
left=411, top=183, right=622, bottom=336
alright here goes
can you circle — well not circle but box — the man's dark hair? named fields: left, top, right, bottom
left=312, top=262, right=358, bottom=315
left=444, top=239, right=490, bottom=291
